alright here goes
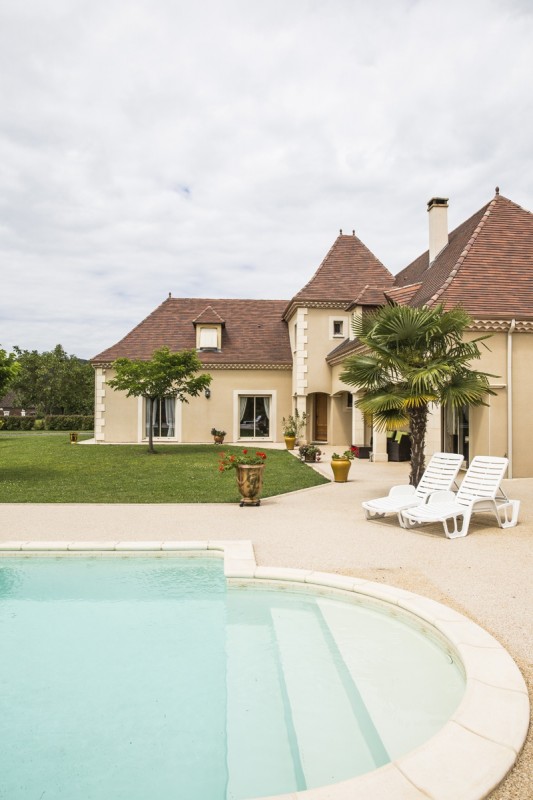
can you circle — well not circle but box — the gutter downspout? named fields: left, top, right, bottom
left=507, top=319, right=516, bottom=479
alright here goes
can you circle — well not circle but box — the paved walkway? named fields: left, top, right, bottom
left=1, top=455, right=531, bottom=799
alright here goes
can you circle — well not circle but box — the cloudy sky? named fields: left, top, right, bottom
left=1, top=0, right=532, bottom=359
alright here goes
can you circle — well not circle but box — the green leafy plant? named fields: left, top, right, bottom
left=341, top=304, right=494, bottom=485
left=282, top=409, right=308, bottom=437
left=331, top=450, right=355, bottom=460
left=298, top=444, right=321, bottom=461
left=210, top=428, right=226, bottom=437
left=218, top=449, right=267, bottom=471
left=107, top=347, right=211, bottom=454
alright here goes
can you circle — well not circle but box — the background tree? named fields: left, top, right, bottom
left=341, top=304, right=495, bottom=486
left=107, top=346, right=212, bottom=454
left=11, top=345, right=94, bottom=415
left=0, top=346, right=18, bottom=398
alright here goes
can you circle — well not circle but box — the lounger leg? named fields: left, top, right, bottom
left=497, top=500, right=521, bottom=529
left=443, top=510, right=470, bottom=539
left=364, top=509, right=386, bottom=521
left=399, top=512, right=417, bottom=529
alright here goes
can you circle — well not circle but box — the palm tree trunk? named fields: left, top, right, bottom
left=408, top=405, right=428, bottom=486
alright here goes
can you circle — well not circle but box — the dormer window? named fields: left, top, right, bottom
left=198, top=326, right=219, bottom=350
left=192, top=305, right=225, bottom=351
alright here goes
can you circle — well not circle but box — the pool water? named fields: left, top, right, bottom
left=0, top=557, right=465, bottom=800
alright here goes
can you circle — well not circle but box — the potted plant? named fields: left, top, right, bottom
left=211, top=427, right=226, bottom=444
left=282, top=409, right=308, bottom=449
left=298, top=444, right=322, bottom=463
left=218, top=449, right=267, bottom=506
left=330, top=450, right=355, bottom=482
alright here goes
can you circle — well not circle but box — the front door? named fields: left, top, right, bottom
left=314, top=393, right=328, bottom=441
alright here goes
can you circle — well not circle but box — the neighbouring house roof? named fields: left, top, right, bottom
left=394, top=193, right=533, bottom=318
left=283, top=233, right=394, bottom=319
left=92, top=298, right=292, bottom=366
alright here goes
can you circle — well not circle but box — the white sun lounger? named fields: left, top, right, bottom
left=401, top=455, right=520, bottom=538
left=362, top=452, right=464, bottom=524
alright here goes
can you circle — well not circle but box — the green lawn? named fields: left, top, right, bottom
left=0, top=433, right=328, bottom=503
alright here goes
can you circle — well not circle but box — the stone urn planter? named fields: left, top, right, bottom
left=218, top=449, right=268, bottom=507
left=236, top=464, right=265, bottom=506
left=331, top=454, right=352, bottom=483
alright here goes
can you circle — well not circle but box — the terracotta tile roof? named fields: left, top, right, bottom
left=349, top=285, right=389, bottom=307
left=395, top=193, right=533, bottom=318
left=192, top=305, right=226, bottom=325
left=384, top=283, right=422, bottom=304
left=284, top=234, right=394, bottom=318
left=325, top=337, right=359, bottom=363
left=92, top=298, right=292, bottom=365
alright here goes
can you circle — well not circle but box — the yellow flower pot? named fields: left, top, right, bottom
left=331, top=458, right=351, bottom=482
left=284, top=436, right=296, bottom=450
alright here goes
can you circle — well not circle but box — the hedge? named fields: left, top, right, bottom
left=0, top=415, right=94, bottom=431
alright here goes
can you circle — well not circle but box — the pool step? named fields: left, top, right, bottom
left=271, top=605, right=384, bottom=787
left=225, top=617, right=302, bottom=799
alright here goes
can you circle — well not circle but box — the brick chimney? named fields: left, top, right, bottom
left=427, top=197, right=449, bottom=263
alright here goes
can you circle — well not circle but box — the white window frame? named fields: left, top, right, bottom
left=233, top=390, right=277, bottom=442
left=196, top=324, right=221, bottom=350
left=137, top=396, right=182, bottom=442
left=329, top=315, right=349, bottom=340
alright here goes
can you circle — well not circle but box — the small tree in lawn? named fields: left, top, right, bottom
left=340, top=304, right=495, bottom=486
left=107, top=347, right=212, bottom=454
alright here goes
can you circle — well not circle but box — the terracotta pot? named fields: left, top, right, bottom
left=236, top=464, right=265, bottom=506
left=213, top=435, right=225, bottom=444
left=284, top=436, right=296, bottom=450
left=331, top=458, right=351, bottom=482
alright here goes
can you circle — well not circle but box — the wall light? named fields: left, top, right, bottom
left=204, top=388, right=211, bottom=399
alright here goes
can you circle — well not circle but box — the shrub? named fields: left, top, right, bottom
left=44, top=415, right=94, bottom=431
left=1, top=416, right=35, bottom=430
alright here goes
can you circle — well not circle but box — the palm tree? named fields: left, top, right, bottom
left=340, top=304, right=495, bottom=486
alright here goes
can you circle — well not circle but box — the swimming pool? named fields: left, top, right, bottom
left=0, top=541, right=528, bottom=800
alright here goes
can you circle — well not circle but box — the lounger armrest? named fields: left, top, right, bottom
left=388, top=485, right=417, bottom=498
left=426, top=490, right=456, bottom=506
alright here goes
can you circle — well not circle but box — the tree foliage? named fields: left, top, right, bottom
left=10, top=345, right=94, bottom=416
left=0, top=347, right=19, bottom=398
left=107, top=346, right=212, bottom=453
left=340, top=304, right=495, bottom=485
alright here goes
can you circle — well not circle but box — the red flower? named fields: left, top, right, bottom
left=243, top=449, right=248, bottom=454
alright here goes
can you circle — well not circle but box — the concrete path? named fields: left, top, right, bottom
left=1, top=455, right=531, bottom=799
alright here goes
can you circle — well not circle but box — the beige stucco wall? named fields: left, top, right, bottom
left=463, top=329, right=533, bottom=477
left=305, top=308, right=350, bottom=393
left=96, top=366, right=292, bottom=444
left=509, top=332, right=533, bottom=477
left=181, top=368, right=293, bottom=443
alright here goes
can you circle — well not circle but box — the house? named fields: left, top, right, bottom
left=0, top=392, right=34, bottom=418
left=92, top=189, right=533, bottom=477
